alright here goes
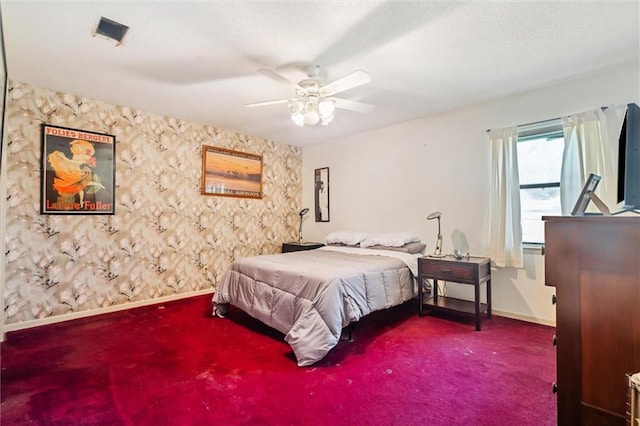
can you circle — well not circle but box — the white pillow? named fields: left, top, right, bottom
left=360, top=232, right=421, bottom=248
left=324, top=230, right=369, bottom=246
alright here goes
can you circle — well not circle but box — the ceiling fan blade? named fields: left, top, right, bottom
left=258, top=69, right=300, bottom=91
left=333, top=97, right=375, bottom=113
left=321, top=70, right=371, bottom=96
left=245, top=98, right=289, bottom=108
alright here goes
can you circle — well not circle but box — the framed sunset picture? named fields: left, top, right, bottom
left=201, top=145, right=263, bottom=199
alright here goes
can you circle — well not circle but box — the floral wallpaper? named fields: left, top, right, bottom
left=3, top=81, right=302, bottom=325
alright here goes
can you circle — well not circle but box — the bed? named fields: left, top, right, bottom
left=212, top=234, right=424, bottom=366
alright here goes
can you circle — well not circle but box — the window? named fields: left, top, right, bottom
left=517, top=119, right=564, bottom=244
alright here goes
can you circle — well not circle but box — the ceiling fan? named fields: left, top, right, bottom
left=246, top=66, right=375, bottom=126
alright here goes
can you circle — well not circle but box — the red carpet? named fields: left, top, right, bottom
left=1, top=295, right=556, bottom=425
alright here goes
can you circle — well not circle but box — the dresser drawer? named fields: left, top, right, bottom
left=418, top=258, right=477, bottom=282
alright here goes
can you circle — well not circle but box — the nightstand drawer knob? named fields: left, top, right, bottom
left=552, top=335, right=557, bottom=346
left=552, top=383, right=558, bottom=394
left=552, top=294, right=557, bottom=305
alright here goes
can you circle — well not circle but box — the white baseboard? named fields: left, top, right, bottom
left=492, top=308, right=556, bottom=327
left=3, top=289, right=215, bottom=335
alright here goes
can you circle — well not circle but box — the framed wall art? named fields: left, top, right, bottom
left=314, top=167, right=329, bottom=222
left=201, top=145, right=263, bottom=199
left=0, top=7, right=6, bottom=174
left=41, top=124, right=116, bottom=214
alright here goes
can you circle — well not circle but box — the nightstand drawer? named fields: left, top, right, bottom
left=418, top=259, right=476, bottom=282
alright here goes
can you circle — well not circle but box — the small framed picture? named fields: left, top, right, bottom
left=41, top=124, right=116, bottom=214
left=201, top=145, right=263, bottom=199
left=315, top=167, right=329, bottom=222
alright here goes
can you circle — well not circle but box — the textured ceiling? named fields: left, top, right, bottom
left=2, top=1, right=639, bottom=146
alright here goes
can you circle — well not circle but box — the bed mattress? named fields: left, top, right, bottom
left=212, top=246, right=417, bottom=366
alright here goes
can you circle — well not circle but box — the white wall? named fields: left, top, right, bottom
left=301, top=63, right=640, bottom=326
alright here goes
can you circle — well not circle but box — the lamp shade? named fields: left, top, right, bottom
left=426, top=211, right=444, bottom=257
left=303, top=110, right=320, bottom=125
left=318, top=99, right=335, bottom=116
left=298, top=208, right=309, bottom=243
left=291, top=112, right=304, bottom=126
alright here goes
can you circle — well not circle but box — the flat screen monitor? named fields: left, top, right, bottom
left=615, top=103, right=640, bottom=214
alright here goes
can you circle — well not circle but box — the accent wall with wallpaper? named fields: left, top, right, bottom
left=2, top=81, right=302, bottom=327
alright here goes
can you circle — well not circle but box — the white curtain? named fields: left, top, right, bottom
left=488, top=126, right=523, bottom=268
left=560, top=107, right=623, bottom=214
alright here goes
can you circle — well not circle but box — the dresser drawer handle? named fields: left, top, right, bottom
left=440, top=268, right=453, bottom=273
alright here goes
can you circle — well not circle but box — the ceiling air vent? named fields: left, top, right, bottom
left=93, top=17, right=129, bottom=46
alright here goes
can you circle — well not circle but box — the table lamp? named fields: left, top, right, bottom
left=298, top=208, right=309, bottom=243
left=427, top=211, right=445, bottom=257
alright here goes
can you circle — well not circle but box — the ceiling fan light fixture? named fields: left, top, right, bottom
left=287, top=96, right=335, bottom=127
left=250, top=67, right=373, bottom=128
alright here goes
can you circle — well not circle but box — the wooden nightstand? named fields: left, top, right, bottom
left=281, top=242, right=324, bottom=253
left=417, top=255, right=491, bottom=331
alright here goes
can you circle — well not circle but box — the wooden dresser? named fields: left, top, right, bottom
left=543, top=216, right=640, bottom=425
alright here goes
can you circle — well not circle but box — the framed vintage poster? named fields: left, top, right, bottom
left=0, top=8, right=6, bottom=173
left=41, top=124, right=116, bottom=214
left=201, top=145, right=263, bottom=199
left=314, top=167, right=329, bottom=222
